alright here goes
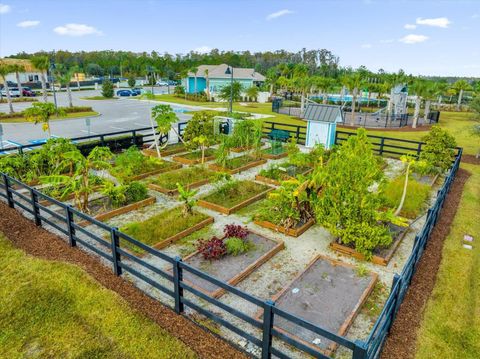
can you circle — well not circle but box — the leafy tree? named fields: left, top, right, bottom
left=86, top=63, right=104, bottom=77
left=55, top=65, right=74, bottom=107
left=418, top=126, right=457, bottom=174
left=0, top=61, right=15, bottom=113
left=40, top=147, right=113, bottom=212
left=312, top=129, right=393, bottom=257
left=30, top=55, right=50, bottom=102
left=182, top=111, right=215, bottom=150
left=451, top=80, right=473, bottom=110
left=218, top=81, right=242, bottom=102
left=10, top=63, right=26, bottom=98
left=102, top=79, right=114, bottom=98
left=174, top=85, right=185, bottom=96
left=24, top=102, right=65, bottom=137
left=128, top=75, right=136, bottom=88
left=342, top=72, right=364, bottom=126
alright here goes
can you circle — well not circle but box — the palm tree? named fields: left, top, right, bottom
left=205, top=68, right=210, bottom=101
left=10, top=64, right=26, bottom=98
left=0, top=62, right=15, bottom=114
left=422, top=81, right=436, bottom=123
left=342, top=72, right=363, bottom=126
left=190, top=66, right=198, bottom=93
left=409, top=79, right=428, bottom=128
left=314, top=76, right=336, bottom=104
left=56, top=66, right=74, bottom=107
left=30, top=55, right=50, bottom=102
left=451, top=80, right=473, bottom=110
left=265, top=67, right=280, bottom=97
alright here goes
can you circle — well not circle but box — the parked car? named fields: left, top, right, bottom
left=131, top=88, right=142, bottom=95
left=156, top=80, right=169, bottom=86
left=0, top=87, right=21, bottom=97
left=22, top=87, right=36, bottom=97
left=167, top=80, right=177, bottom=86
left=116, top=89, right=133, bottom=97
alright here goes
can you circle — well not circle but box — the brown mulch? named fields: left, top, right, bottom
left=380, top=168, right=471, bottom=359
left=338, top=124, right=432, bottom=132
left=461, top=154, right=480, bottom=165
left=0, top=201, right=247, bottom=359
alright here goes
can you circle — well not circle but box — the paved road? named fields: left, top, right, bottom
left=0, top=88, right=196, bottom=148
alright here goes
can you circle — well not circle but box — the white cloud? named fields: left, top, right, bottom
left=17, top=20, right=40, bottom=28
left=193, top=46, right=212, bottom=54
left=0, top=3, right=11, bottom=14
left=416, top=17, right=451, bottom=28
left=361, top=43, right=372, bottom=49
left=399, top=34, right=429, bottom=44
left=266, top=9, right=293, bottom=20
left=404, top=23, right=416, bottom=30
left=53, top=23, right=102, bottom=36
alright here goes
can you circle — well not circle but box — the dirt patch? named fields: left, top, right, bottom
left=380, top=168, right=471, bottom=359
left=461, top=154, right=480, bottom=165
left=0, top=201, right=247, bottom=359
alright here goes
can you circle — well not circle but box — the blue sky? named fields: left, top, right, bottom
left=1, top=0, right=479, bottom=76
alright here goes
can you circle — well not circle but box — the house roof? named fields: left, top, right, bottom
left=188, top=64, right=265, bottom=81
left=303, top=103, right=344, bottom=123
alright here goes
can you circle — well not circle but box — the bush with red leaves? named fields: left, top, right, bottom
left=197, top=236, right=227, bottom=260
left=224, top=224, right=249, bottom=240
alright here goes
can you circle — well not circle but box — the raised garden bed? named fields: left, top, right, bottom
left=261, top=147, right=288, bottom=160
left=254, top=218, right=315, bottom=237
left=172, top=148, right=217, bottom=165
left=230, top=146, right=253, bottom=153
left=77, top=196, right=156, bottom=227
left=198, top=181, right=272, bottom=215
left=142, top=142, right=187, bottom=157
left=147, top=166, right=218, bottom=196
left=255, top=164, right=312, bottom=186
left=114, top=161, right=181, bottom=181
left=258, top=254, right=377, bottom=355
left=120, top=206, right=214, bottom=254
left=182, top=231, right=284, bottom=298
left=329, top=223, right=410, bottom=266
left=208, top=155, right=267, bottom=175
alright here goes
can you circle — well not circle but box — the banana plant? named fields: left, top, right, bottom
left=176, top=182, right=197, bottom=217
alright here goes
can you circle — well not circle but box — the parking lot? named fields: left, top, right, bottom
left=0, top=88, right=194, bottom=148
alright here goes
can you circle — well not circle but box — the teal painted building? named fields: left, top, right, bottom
left=182, top=64, right=265, bottom=94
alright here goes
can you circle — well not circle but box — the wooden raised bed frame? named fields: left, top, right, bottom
left=256, top=254, right=378, bottom=356
left=78, top=196, right=156, bottom=227
left=172, top=153, right=216, bottom=165
left=261, top=149, right=288, bottom=160
left=254, top=217, right=315, bottom=237
left=329, top=227, right=410, bottom=266
left=208, top=158, right=267, bottom=175
left=142, top=145, right=187, bottom=157
left=198, top=187, right=273, bottom=215
left=182, top=232, right=284, bottom=298
left=148, top=178, right=211, bottom=196
left=125, top=162, right=182, bottom=181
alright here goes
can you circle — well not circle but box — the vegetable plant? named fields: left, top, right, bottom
left=224, top=224, right=249, bottom=240
left=225, top=237, right=251, bottom=256
left=197, top=237, right=227, bottom=260
left=176, top=183, right=197, bottom=217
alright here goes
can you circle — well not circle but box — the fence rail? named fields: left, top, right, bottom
left=0, top=127, right=462, bottom=359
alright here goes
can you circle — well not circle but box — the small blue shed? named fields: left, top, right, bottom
left=303, top=103, right=344, bottom=149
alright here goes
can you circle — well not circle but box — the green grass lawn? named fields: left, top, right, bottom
left=0, top=111, right=99, bottom=123
left=415, top=163, right=480, bottom=359
left=0, top=233, right=196, bottom=358
left=382, top=177, right=431, bottom=219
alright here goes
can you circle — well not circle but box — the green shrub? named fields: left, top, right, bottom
left=382, top=177, right=430, bottom=218
left=102, top=79, right=114, bottom=98
left=225, top=237, right=251, bottom=256
left=125, top=181, right=148, bottom=203
left=418, top=126, right=457, bottom=175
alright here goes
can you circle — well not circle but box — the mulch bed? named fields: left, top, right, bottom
left=461, top=154, right=480, bottom=165
left=380, top=168, right=470, bottom=359
left=0, top=201, right=247, bottom=359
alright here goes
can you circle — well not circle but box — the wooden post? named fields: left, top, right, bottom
left=261, top=300, right=275, bottom=359
left=173, top=256, right=184, bottom=314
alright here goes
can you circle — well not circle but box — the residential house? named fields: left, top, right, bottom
left=182, top=64, right=265, bottom=96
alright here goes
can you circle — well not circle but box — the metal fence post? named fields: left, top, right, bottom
left=352, top=339, right=368, bottom=359
left=173, top=256, right=184, bottom=314
left=296, top=126, right=300, bottom=141
left=379, top=137, right=385, bottom=156
left=100, top=135, right=105, bottom=146
left=261, top=300, right=275, bottom=359
left=29, top=188, right=41, bottom=226
left=110, top=227, right=122, bottom=276
left=65, top=205, right=76, bottom=247
left=132, top=130, right=137, bottom=146
left=416, top=142, right=422, bottom=157
left=2, top=174, right=14, bottom=208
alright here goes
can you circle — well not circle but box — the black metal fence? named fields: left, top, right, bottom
left=0, top=127, right=463, bottom=359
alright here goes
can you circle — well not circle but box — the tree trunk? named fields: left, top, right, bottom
left=40, top=72, right=48, bottom=102
left=323, top=91, right=328, bottom=104
left=350, top=88, right=357, bottom=126
left=67, top=84, right=73, bottom=107
left=269, top=83, right=273, bottom=97
left=300, top=92, right=305, bottom=113
left=456, top=89, right=463, bottom=111
left=16, top=72, right=23, bottom=98
left=3, top=82, right=14, bottom=114
left=423, top=100, right=431, bottom=123
left=394, top=162, right=411, bottom=216
left=206, top=76, right=210, bottom=101
left=412, top=96, right=420, bottom=128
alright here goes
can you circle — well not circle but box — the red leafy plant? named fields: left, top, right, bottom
left=197, top=236, right=227, bottom=260
left=224, top=224, right=249, bottom=240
